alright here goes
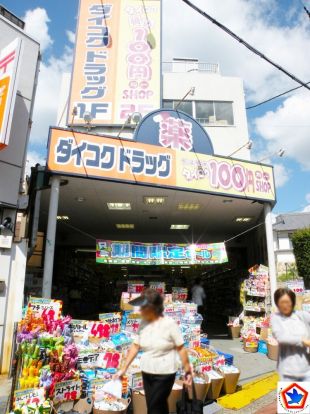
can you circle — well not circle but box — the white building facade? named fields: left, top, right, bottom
left=273, top=212, right=310, bottom=277
left=0, top=8, right=40, bottom=373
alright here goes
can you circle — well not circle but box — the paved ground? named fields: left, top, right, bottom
left=0, top=375, right=11, bottom=414
left=211, top=337, right=277, bottom=384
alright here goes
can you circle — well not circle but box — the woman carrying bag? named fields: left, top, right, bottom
left=114, top=288, right=193, bottom=414
left=177, top=383, right=204, bottom=414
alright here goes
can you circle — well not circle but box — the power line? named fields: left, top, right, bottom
left=181, top=0, right=310, bottom=92
left=246, top=81, right=310, bottom=110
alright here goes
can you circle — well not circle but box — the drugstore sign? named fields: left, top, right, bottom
left=47, top=127, right=276, bottom=202
left=68, top=0, right=161, bottom=125
left=0, top=38, right=22, bottom=150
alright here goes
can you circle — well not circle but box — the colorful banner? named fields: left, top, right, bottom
left=96, top=240, right=228, bottom=265
left=0, top=38, right=22, bottom=150
left=47, top=128, right=275, bottom=202
left=68, top=0, right=161, bottom=125
left=27, top=297, right=63, bottom=319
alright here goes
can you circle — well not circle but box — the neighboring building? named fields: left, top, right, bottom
left=273, top=212, right=310, bottom=277
left=0, top=6, right=40, bottom=373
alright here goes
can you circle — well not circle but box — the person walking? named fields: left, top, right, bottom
left=115, top=288, right=192, bottom=414
left=271, top=287, right=310, bottom=381
left=191, top=277, right=206, bottom=317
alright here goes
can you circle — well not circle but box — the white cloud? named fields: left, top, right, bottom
left=303, top=205, right=310, bottom=212
left=66, top=30, right=76, bottom=44
left=273, top=163, right=290, bottom=188
left=163, top=0, right=310, bottom=104
left=25, top=151, right=46, bottom=177
left=255, top=91, right=310, bottom=170
left=23, top=8, right=53, bottom=52
left=30, top=46, right=73, bottom=145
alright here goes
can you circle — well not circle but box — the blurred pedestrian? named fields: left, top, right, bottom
left=271, top=287, right=310, bottom=381
left=114, top=288, right=192, bottom=414
left=191, top=277, right=206, bottom=316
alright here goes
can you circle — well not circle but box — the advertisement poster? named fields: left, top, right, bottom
left=0, top=38, right=22, bottom=150
left=54, top=380, right=82, bottom=402
left=96, top=240, right=228, bottom=265
left=14, top=388, right=45, bottom=409
left=68, top=0, right=161, bottom=125
left=47, top=128, right=275, bottom=202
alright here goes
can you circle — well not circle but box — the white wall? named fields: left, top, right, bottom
left=163, top=72, right=250, bottom=160
left=0, top=16, right=40, bottom=373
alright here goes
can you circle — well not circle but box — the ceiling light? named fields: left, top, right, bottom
left=107, top=203, right=131, bottom=210
left=235, top=217, right=252, bottom=223
left=75, top=196, right=86, bottom=202
left=170, top=224, right=190, bottom=230
left=57, top=215, right=69, bottom=220
left=116, top=224, right=135, bottom=229
left=178, top=203, right=201, bottom=210
left=144, top=196, right=166, bottom=205
left=223, top=199, right=233, bottom=204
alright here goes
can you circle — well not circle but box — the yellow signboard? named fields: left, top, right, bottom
left=47, top=128, right=276, bottom=202
left=68, top=0, right=161, bottom=126
left=0, top=38, right=22, bottom=150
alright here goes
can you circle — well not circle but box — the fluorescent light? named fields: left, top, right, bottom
left=107, top=203, right=131, bottom=210
left=116, top=224, right=135, bottom=229
left=178, top=203, right=201, bottom=210
left=222, top=199, right=233, bottom=204
left=235, top=217, right=252, bottom=223
left=57, top=215, right=69, bottom=220
left=75, top=197, right=86, bottom=202
left=144, top=196, right=166, bottom=205
left=170, top=224, right=190, bottom=230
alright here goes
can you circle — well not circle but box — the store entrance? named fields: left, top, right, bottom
left=28, top=175, right=269, bottom=333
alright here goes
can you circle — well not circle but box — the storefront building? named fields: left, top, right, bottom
left=26, top=0, right=276, bottom=340
left=0, top=7, right=40, bottom=373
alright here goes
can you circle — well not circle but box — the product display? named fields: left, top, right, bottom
left=10, top=285, right=242, bottom=414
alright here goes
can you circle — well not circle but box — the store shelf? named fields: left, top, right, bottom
left=244, top=306, right=265, bottom=312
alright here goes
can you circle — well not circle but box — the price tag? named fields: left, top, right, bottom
left=197, top=364, right=212, bottom=374
left=99, top=312, right=122, bottom=334
left=54, top=380, right=82, bottom=402
left=14, top=388, right=45, bottom=408
left=125, top=314, right=141, bottom=333
left=27, top=297, right=62, bottom=319
left=98, top=351, right=122, bottom=369
left=149, top=282, right=165, bottom=294
left=70, top=319, right=89, bottom=337
left=88, top=321, right=111, bottom=338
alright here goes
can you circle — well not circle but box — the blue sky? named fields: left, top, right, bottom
left=2, top=0, right=310, bottom=214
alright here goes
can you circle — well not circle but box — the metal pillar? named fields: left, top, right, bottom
left=42, top=176, right=60, bottom=298
left=264, top=202, right=277, bottom=306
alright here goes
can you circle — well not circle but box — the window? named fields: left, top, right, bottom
left=162, top=100, right=234, bottom=126
left=196, top=101, right=215, bottom=124
left=214, top=101, right=234, bottom=125
left=162, top=100, right=193, bottom=116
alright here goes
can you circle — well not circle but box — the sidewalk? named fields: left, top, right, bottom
left=0, top=375, right=11, bottom=414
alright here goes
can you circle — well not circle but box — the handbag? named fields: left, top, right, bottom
left=176, top=383, right=203, bottom=414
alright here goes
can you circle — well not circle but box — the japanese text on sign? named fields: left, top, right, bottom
left=96, top=240, right=228, bottom=265
left=99, top=313, right=122, bottom=333
left=47, top=128, right=276, bottom=202
left=14, top=388, right=45, bottom=409
left=27, top=297, right=62, bottom=320
left=54, top=380, right=82, bottom=402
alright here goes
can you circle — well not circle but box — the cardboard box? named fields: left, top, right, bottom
left=190, top=380, right=210, bottom=402
left=267, top=343, right=279, bottom=361
left=228, top=326, right=241, bottom=339
left=132, top=390, right=147, bottom=414
left=93, top=398, right=130, bottom=414
left=260, top=327, right=269, bottom=340
left=206, top=371, right=224, bottom=400
left=221, top=371, right=240, bottom=394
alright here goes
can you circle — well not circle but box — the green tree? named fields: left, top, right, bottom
left=291, top=228, right=310, bottom=288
